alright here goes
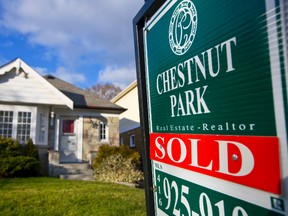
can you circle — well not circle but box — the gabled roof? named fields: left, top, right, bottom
left=0, top=58, right=73, bottom=109
left=111, top=80, right=137, bottom=103
left=43, top=75, right=126, bottom=112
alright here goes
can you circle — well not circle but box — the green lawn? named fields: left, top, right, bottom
left=0, top=177, right=146, bottom=216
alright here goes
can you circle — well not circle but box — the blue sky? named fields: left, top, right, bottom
left=0, top=0, right=144, bottom=89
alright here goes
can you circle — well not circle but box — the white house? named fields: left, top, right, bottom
left=0, top=58, right=125, bottom=177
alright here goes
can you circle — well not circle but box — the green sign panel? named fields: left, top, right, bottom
left=144, top=0, right=278, bottom=136
left=137, top=0, right=288, bottom=214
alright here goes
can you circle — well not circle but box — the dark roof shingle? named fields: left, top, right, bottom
left=43, top=75, right=125, bottom=112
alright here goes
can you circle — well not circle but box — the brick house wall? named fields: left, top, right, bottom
left=120, top=127, right=143, bottom=156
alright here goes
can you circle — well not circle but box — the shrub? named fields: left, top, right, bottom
left=0, top=137, right=40, bottom=178
left=23, top=138, right=39, bottom=160
left=0, top=137, right=21, bottom=157
left=93, top=154, right=144, bottom=183
left=0, top=156, right=40, bottom=178
left=92, top=145, right=143, bottom=183
left=92, top=145, right=141, bottom=170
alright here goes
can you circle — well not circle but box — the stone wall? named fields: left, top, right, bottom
left=82, top=116, right=120, bottom=163
left=48, top=150, right=60, bottom=176
left=108, top=117, right=120, bottom=147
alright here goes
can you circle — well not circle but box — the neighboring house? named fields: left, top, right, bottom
left=111, top=81, right=143, bottom=155
left=0, top=58, right=125, bottom=176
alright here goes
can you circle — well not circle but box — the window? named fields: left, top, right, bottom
left=17, top=112, right=31, bottom=144
left=38, top=113, right=46, bottom=143
left=62, top=120, right=75, bottom=134
left=0, top=105, right=37, bottom=145
left=99, top=122, right=108, bottom=142
left=0, top=111, right=13, bottom=138
left=37, top=109, right=48, bottom=145
left=130, top=134, right=135, bottom=147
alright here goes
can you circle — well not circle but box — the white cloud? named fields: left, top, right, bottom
left=33, top=67, right=48, bottom=75
left=98, top=65, right=136, bottom=89
left=0, top=0, right=143, bottom=67
left=0, top=0, right=143, bottom=88
left=53, top=67, right=86, bottom=85
left=33, top=66, right=86, bottom=86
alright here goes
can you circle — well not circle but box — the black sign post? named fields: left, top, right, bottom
left=133, top=1, right=166, bottom=215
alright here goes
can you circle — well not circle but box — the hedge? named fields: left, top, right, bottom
left=0, top=137, right=40, bottom=178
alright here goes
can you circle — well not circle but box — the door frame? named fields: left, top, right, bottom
left=57, top=115, right=83, bottom=163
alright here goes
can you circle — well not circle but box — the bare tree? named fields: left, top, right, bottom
left=87, top=83, right=122, bottom=101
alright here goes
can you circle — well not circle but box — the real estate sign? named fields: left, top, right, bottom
left=139, top=0, right=288, bottom=215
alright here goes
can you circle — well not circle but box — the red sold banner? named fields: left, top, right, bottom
left=150, top=133, right=281, bottom=194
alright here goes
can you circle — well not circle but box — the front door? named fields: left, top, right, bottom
left=59, top=117, right=81, bottom=163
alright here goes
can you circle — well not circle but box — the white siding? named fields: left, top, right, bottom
left=0, top=70, right=67, bottom=106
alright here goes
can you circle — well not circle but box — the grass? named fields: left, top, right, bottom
left=0, top=177, right=146, bottom=216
